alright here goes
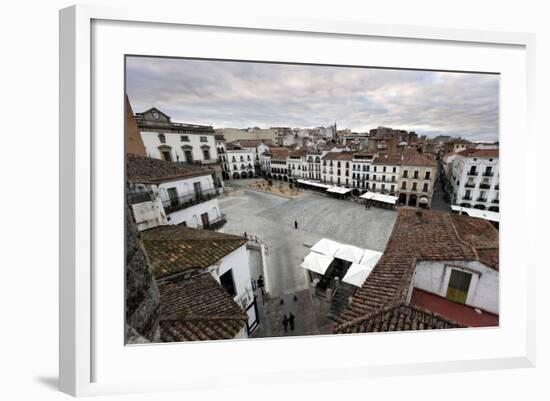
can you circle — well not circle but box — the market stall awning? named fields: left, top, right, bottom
left=327, top=186, right=352, bottom=195
left=359, top=191, right=398, bottom=205
left=300, top=251, right=334, bottom=275
left=342, top=263, right=375, bottom=287
left=359, top=248, right=383, bottom=268
left=297, top=179, right=332, bottom=189
left=451, top=205, right=500, bottom=222
left=311, top=238, right=341, bottom=257
left=334, top=244, right=365, bottom=264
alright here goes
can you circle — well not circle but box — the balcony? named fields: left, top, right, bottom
left=462, top=196, right=472, bottom=201
left=198, top=213, right=227, bottom=230
left=465, top=182, right=475, bottom=188
left=163, top=187, right=219, bottom=214
left=492, top=199, right=499, bottom=204
left=477, top=197, right=488, bottom=202
left=483, top=171, right=494, bottom=177
left=467, top=170, right=478, bottom=176
left=479, top=183, right=491, bottom=189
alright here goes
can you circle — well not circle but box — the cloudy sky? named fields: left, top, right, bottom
left=126, top=56, right=499, bottom=142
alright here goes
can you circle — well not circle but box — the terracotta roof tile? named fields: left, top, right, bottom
left=126, top=154, right=213, bottom=184
left=159, top=274, right=247, bottom=342
left=141, top=225, right=247, bottom=279
left=457, top=148, right=499, bottom=158
left=322, top=152, right=354, bottom=161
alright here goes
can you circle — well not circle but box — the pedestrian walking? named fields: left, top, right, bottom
left=294, top=220, right=298, bottom=229
left=282, top=315, right=289, bottom=333
left=288, top=312, right=295, bottom=331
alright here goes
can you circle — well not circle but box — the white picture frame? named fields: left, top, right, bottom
left=59, top=4, right=536, bottom=397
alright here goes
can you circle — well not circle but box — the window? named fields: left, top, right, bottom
left=425, top=170, right=431, bottom=180
left=200, top=136, right=208, bottom=142
left=184, top=150, right=193, bottom=163
left=193, top=181, right=202, bottom=196
left=422, top=183, right=429, bottom=192
left=413, top=170, right=419, bottom=179
left=203, top=149, right=210, bottom=160
left=180, top=135, right=189, bottom=142
left=158, top=134, right=166, bottom=144
left=446, top=269, right=472, bottom=304
left=161, top=150, right=172, bottom=161
left=392, top=167, right=396, bottom=173
left=401, top=181, right=407, bottom=190
left=167, top=187, right=178, bottom=207
left=383, top=166, right=387, bottom=172
left=372, top=183, right=376, bottom=190
left=403, top=170, right=408, bottom=178
left=200, top=212, right=209, bottom=228
left=412, top=182, right=417, bottom=191
left=220, top=270, right=236, bottom=297
left=391, top=185, right=395, bottom=192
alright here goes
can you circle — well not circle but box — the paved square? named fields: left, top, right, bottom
left=219, top=186, right=397, bottom=298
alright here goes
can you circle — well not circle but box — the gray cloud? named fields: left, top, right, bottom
left=126, top=57, right=499, bottom=141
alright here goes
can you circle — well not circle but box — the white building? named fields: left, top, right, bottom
left=351, top=150, right=376, bottom=190
left=225, top=148, right=256, bottom=179
left=450, top=148, right=499, bottom=212
left=321, top=152, right=353, bottom=186
left=126, top=154, right=225, bottom=230
left=287, top=148, right=309, bottom=181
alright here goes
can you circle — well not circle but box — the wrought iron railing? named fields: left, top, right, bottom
left=163, top=187, right=218, bottom=214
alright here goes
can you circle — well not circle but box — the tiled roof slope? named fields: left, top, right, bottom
left=269, top=147, right=291, bottom=160
left=126, top=154, right=213, bottom=184
left=457, top=148, right=499, bottom=158
left=141, top=225, right=247, bottom=279
left=322, top=152, right=354, bottom=161
left=334, top=209, right=498, bottom=326
left=334, top=303, right=464, bottom=334
left=159, top=274, right=247, bottom=342
left=399, top=152, right=438, bottom=167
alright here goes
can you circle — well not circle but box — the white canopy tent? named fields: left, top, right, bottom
left=359, top=248, right=383, bottom=267
left=300, top=251, right=334, bottom=275
left=451, top=205, right=500, bottom=223
left=359, top=191, right=398, bottom=205
left=342, top=263, right=375, bottom=287
left=311, top=238, right=341, bottom=257
left=334, top=244, right=365, bottom=264
left=297, top=179, right=332, bottom=189
left=327, top=186, right=352, bottom=195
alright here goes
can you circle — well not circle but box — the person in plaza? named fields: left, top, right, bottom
left=294, top=220, right=298, bottom=229
left=282, top=315, right=289, bottom=333
left=288, top=312, right=295, bottom=331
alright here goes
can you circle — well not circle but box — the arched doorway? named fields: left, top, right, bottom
left=408, top=194, right=417, bottom=207
left=232, top=172, right=239, bottom=179
left=488, top=206, right=499, bottom=212
left=474, top=204, right=486, bottom=210
left=248, top=171, right=254, bottom=178
left=460, top=203, right=471, bottom=208
left=240, top=171, right=247, bottom=179
left=398, top=193, right=407, bottom=205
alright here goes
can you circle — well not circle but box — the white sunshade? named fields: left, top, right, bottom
left=334, top=244, right=365, bottom=264
left=327, top=186, right=352, bottom=194
left=311, top=238, right=341, bottom=257
left=360, top=191, right=398, bottom=205
left=359, top=248, right=383, bottom=268
left=298, top=179, right=332, bottom=189
left=342, top=263, right=375, bottom=287
left=300, top=251, right=334, bottom=275
left=451, top=205, right=500, bottom=222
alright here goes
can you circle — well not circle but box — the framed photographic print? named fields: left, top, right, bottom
left=59, top=4, right=536, bottom=397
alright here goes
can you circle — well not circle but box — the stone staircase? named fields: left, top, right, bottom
left=327, top=282, right=358, bottom=322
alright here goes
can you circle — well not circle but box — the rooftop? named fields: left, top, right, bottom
left=231, top=139, right=272, bottom=147
left=269, top=147, right=291, bottom=160
left=159, top=273, right=247, bottom=342
left=334, top=209, right=499, bottom=327
left=126, top=154, right=213, bottom=184
left=457, top=148, right=499, bottom=158
left=334, top=302, right=464, bottom=334
left=322, top=151, right=354, bottom=161
left=398, top=152, right=438, bottom=167
left=410, top=288, right=499, bottom=327
left=140, top=225, right=247, bottom=279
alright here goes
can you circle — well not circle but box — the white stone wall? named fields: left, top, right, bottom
left=209, top=245, right=256, bottom=335
left=413, top=260, right=499, bottom=314
left=166, top=198, right=221, bottom=227
left=157, top=175, right=216, bottom=203
left=226, top=149, right=256, bottom=178
left=141, top=131, right=218, bottom=163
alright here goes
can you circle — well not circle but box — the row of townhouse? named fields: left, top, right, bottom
left=125, top=153, right=259, bottom=342
left=260, top=147, right=438, bottom=208
left=445, top=148, right=500, bottom=212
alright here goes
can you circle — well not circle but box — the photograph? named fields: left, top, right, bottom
left=124, top=56, right=500, bottom=344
